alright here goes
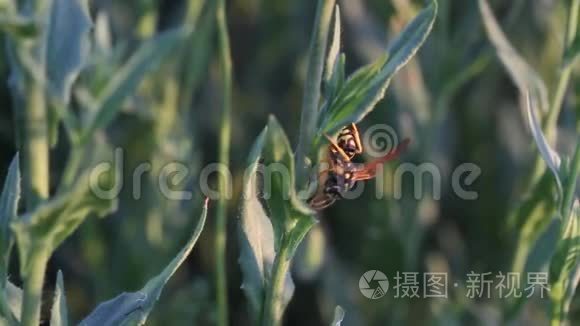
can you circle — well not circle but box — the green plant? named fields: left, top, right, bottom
left=479, top=0, right=580, bottom=324
left=215, top=0, right=233, bottom=325
left=239, top=1, right=437, bottom=325
left=0, top=0, right=211, bottom=325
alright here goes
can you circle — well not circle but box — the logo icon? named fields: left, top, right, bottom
left=359, top=270, right=389, bottom=299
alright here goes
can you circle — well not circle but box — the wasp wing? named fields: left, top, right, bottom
left=352, top=138, right=410, bottom=181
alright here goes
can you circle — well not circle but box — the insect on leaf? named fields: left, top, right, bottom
left=79, top=199, right=208, bottom=325
left=316, top=0, right=437, bottom=145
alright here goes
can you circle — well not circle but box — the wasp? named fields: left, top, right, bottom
left=308, top=123, right=409, bottom=210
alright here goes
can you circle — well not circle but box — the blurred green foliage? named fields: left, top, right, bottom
left=0, top=0, right=578, bottom=325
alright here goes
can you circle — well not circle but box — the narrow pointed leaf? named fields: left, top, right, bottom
left=45, top=0, right=92, bottom=145
left=1, top=281, right=21, bottom=323
left=563, top=201, right=580, bottom=316
left=479, top=0, right=549, bottom=113
left=549, top=201, right=580, bottom=285
left=238, top=127, right=278, bottom=318
left=325, top=5, right=341, bottom=83
left=524, top=92, right=562, bottom=193
left=0, top=154, right=20, bottom=287
left=50, top=270, right=68, bottom=326
left=238, top=119, right=316, bottom=320
left=331, top=306, right=345, bottom=326
left=45, top=0, right=92, bottom=105
left=80, top=199, right=208, bottom=325
left=323, top=5, right=342, bottom=99
left=81, top=27, right=190, bottom=143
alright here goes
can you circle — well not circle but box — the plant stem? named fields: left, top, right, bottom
left=59, top=145, right=83, bottom=192
left=550, top=279, right=565, bottom=326
left=544, top=0, right=579, bottom=140
left=11, top=3, right=50, bottom=325
left=20, top=248, right=49, bottom=326
left=18, top=72, right=49, bottom=326
left=295, top=0, right=336, bottom=188
left=19, top=81, right=49, bottom=210
left=262, top=216, right=315, bottom=326
left=262, top=238, right=291, bottom=326
left=215, top=0, right=232, bottom=325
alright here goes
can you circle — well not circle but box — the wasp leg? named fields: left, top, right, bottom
left=324, top=133, right=350, bottom=162
left=352, top=171, right=375, bottom=181
left=349, top=123, right=363, bottom=154
left=309, top=194, right=337, bottom=210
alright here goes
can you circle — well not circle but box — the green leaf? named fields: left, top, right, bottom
left=324, top=5, right=341, bottom=83
left=45, top=0, right=92, bottom=105
left=2, top=281, right=22, bottom=323
left=80, top=27, right=190, bottom=144
left=11, top=172, right=117, bottom=278
left=524, top=92, right=562, bottom=193
left=6, top=282, right=22, bottom=321
left=563, top=34, right=580, bottom=69
left=238, top=118, right=316, bottom=320
left=323, top=5, right=342, bottom=99
left=316, top=0, right=437, bottom=142
left=549, top=203, right=579, bottom=323
left=45, top=0, right=92, bottom=145
left=331, top=306, right=345, bottom=326
left=563, top=201, right=580, bottom=316
left=478, top=0, right=549, bottom=114
left=262, top=117, right=315, bottom=251
left=0, top=153, right=20, bottom=287
left=550, top=200, right=580, bottom=286
left=238, top=127, right=279, bottom=318
left=93, top=12, right=112, bottom=55
left=0, top=14, right=38, bottom=38
left=50, top=270, right=68, bottom=326
left=79, top=199, right=208, bottom=326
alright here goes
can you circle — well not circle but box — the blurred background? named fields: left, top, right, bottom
left=1, top=0, right=578, bottom=325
